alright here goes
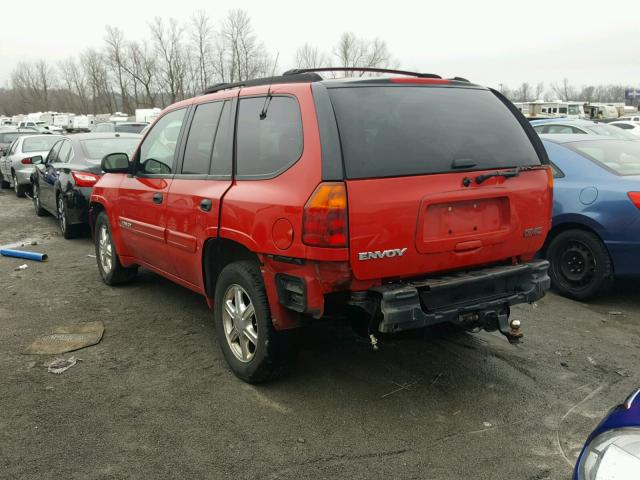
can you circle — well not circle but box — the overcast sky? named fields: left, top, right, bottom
left=1, top=0, right=639, bottom=90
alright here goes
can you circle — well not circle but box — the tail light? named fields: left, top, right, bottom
left=72, top=171, right=101, bottom=187
left=302, top=182, right=348, bottom=247
left=21, top=157, right=33, bottom=164
left=628, top=192, right=640, bottom=209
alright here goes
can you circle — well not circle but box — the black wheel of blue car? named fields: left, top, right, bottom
left=547, top=229, right=613, bottom=301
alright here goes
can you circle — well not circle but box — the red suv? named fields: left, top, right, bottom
left=91, top=68, right=553, bottom=383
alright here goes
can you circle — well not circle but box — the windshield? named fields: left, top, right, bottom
left=0, top=132, right=20, bottom=144
left=568, top=105, right=582, bottom=115
left=80, top=137, right=140, bottom=160
left=22, top=136, right=60, bottom=153
left=115, top=124, right=147, bottom=134
left=569, top=140, right=640, bottom=176
left=585, top=125, right=637, bottom=140
left=328, top=86, right=541, bottom=179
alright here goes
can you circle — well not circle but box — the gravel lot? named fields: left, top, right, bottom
left=1, top=187, right=638, bottom=480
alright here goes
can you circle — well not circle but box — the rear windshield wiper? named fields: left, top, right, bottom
left=475, top=167, right=520, bottom=184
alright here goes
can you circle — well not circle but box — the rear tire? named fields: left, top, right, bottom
left=94, top=211, right=137, bottom=285
left=213, top=261, right=297, bottom=383
left=546, top=229, right=613, bottom=301
left=57, top=194, right=78, bottom=239
left=13, top=173, right=27, bottom=198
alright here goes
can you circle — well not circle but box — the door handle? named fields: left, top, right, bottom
left=152, top=193, right=163, bottom=204
left=200, top=198, right=213, bottom=212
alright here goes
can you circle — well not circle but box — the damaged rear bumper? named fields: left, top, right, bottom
left=352, top=260, right=550, bottom=334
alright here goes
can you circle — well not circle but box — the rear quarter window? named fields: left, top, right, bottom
left=327, top=86, right=541, bottom=179
left=236, top=96, right=303, bottom=179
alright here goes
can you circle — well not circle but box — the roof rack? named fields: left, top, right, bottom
left=283, top=67, right=442, bottom=79
left=203, top=72, right=323, bottom=95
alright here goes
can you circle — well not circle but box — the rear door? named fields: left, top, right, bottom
left=165, top=99, right=234, bottom=287
left=326, top=84, right=552, bottom=280
left=117, top=108, right=187, bottom=274
left=39, top=139, right=67, bottom=211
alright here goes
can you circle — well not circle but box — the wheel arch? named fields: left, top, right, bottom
left=202, top=237, right=262, bottom=300
left=542, top=215, right=608, bottom=256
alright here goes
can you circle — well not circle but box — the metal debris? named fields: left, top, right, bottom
left=15, top=264, right=28, bottom=271
left=47, top=356, right=81, bottom=374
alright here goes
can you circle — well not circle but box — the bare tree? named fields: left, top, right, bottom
left=149, top=17, right=187, bottom=104
left=294, top=44, right=329, bottom=69
left=534, top=82, right=545, bottom=100
left=122, top=41, right=157, bottom=107
left=81, top=48, right=113, bottom=113
left=191, top=10, right=215, bottom=92
left=551, top=78, right=577, bottom=101
left=214, top=9, right=271, bottom=83
left=514, top=82, right=532, bottom=102
left=58, top=58, right=89, bottom=113
left=104, top=26, right=131, bottom=113
left=333, top=33, right=395, bottom=75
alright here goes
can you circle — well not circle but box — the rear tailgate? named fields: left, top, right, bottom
left=327, top=82, right=551, bottom=281
left=346, top=169, right=551, bottom=280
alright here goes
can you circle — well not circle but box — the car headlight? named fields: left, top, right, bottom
left=579, top=428, right=640, bottom=479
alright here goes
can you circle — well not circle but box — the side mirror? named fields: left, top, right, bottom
left=31, top=155, right=43, bottom=165
left=101, top=152, right=131, bottom=174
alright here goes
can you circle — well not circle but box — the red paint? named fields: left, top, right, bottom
left=272, top=218, right=294, bottom=250
left=71, top=171, right=101, bottom=187
left=628, top=192, right=640, bottom=209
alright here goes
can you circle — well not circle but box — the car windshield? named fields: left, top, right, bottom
left=22, top=136, right=60, bottom=153
left=569, top=139, right=640, bottom=176
left=115, top=124, right=147, bottom=134
left=0, top=132, right=20, bottom=143
left=80, top=137, right=139, bottom=160
left=585, top=124, right=637, bottom=140
left=568, top=105, right=582, bottom=115
left=328, top=86, right=541, bottom=178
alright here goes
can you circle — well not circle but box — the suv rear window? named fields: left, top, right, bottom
left=328, top=86, right=541, bottom=179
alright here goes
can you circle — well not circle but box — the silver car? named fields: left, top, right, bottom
left=0, top=134, right=61, bottom=197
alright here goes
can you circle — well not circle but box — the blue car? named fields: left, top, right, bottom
left=574, top=388, right=640, bottom=479
left=540, top=134, right=640, bottom=300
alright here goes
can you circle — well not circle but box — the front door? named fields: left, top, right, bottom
left=165, top=99, right=235, bottom=288
left=117, top=108, right=187, bottom=275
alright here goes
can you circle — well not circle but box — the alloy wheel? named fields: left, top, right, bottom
left=222, top=284, right=258, bottom=363
left=33, top=185, right=40, bottom=209
left=13, top=174, right=18, bottom=194
left=98, top=224, right=113, bottom=274
left=58, top=196, right=66, bottom=233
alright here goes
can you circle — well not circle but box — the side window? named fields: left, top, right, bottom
left=8, top=139, right=19, bottom=155
left=236, top=96, right=303, bottom=178
left=572, top=128, right=587, bottom=134
left=546, top=125, right=573, bottom=134
left=550, top=162, right=565, bottom=178
left=58, top=141, right=72, bottom=163
left=533, top=125, right=545, bottom=134
left=138, top=108, right=186, bottom=175
left=47, top=141, right=63, bottom=163
left=211, top=101, right=233, bottom=176
left=181, top=102, right=223, bottom=175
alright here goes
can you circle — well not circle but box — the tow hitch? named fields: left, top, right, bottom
left=496, top=312, right=523, bottom=344
left=459, top=309, right=523, bottom=344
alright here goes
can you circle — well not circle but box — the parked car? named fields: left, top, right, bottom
left=31, top=133, right=141, bottom=238
left=0, top=129, right=39, bottom=167
left=16, top=120, right=58, bottom=134
left=94, top=122, right=149, bottom=134
left=0, top=134, right=61, bottom=197
left=610, top=120, right=640, bottom=138
left=540, top=134, right=640, bottom=300
left=573, top=388, right=640, bottom=480
left=531, top=119, right=638, bottom=140
left=619, top=115, right=640, bottom=122
left=90, top=69, right=553, bottom=383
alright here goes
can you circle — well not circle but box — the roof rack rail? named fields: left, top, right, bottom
left=283, top=67, right=442, bottom=79
left=202, top=72, right=323, bottom=95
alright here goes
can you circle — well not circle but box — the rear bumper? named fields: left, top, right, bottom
left=62, top=187, right=92, bottom=225
left=360, top=260, right=550, bottom=333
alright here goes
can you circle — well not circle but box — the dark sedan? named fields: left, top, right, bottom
left=31, top=133, right=141, bottom=238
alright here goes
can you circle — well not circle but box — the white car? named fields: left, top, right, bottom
left=0, top=134, right=61, bottom=197
left=16, top=121, right=63, bottom=134
left=610, top=120, right=640, bottom=138
left=619, top=115, right=640, bottom=122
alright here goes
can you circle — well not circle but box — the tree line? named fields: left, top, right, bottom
left=0, top=8, right=632, bottom=116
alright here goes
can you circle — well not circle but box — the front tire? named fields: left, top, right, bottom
left=94, top=211, right=137, bottom=285
left=213, top=261, right=297, bottom=383
left=57, top=194, right=78, bottom=239
left=546, top=229, right=613, bottom=301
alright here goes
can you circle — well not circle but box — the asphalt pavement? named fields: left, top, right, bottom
left=1, top=187, right=638, bottom=480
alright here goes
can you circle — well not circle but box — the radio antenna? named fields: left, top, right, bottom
left=260, top=52, right=279, bottom=120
